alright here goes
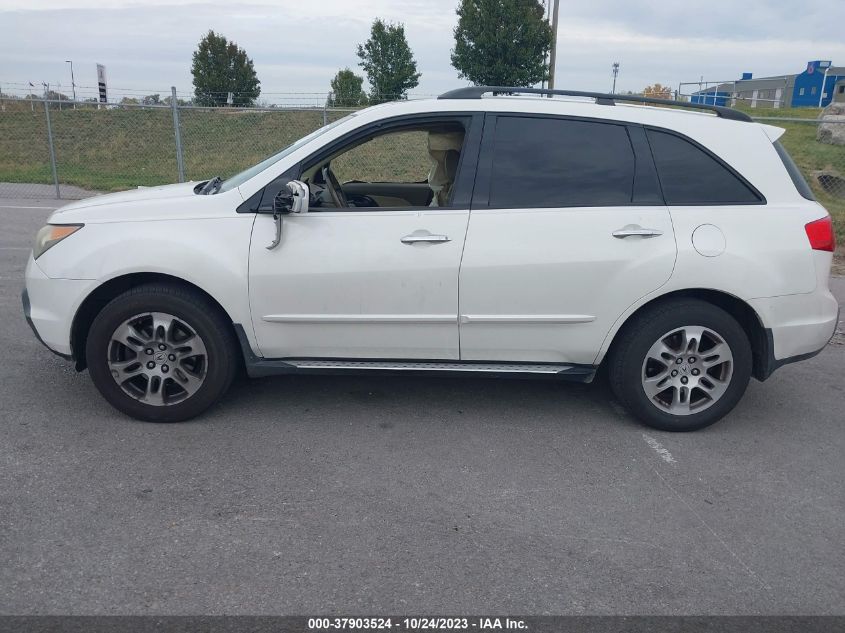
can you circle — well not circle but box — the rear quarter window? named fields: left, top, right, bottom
left=646, top=128, right=763, bottom=205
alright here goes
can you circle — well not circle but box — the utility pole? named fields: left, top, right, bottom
left=541, top=1, right=551, bottom=89
left=547, top=0, right=560, bottom=92
left=611, top=62, right=620, bottom=94
left=65, top=60, right=77, bottom=109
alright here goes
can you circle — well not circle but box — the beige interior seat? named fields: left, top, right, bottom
left=427, top=131, right=464, bottom=206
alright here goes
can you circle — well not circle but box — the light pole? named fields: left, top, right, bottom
left=818, top=65, right=830, bottom=108
left=65, top=60, right=77, bottom=108
left=611, top=62, right=620, bottom=94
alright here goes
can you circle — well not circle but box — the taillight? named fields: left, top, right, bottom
left=805, top=216, right=836, bottom=252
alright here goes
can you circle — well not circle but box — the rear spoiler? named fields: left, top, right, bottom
left=759, top=124, right=786, bottom=143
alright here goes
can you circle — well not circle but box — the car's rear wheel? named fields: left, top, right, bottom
left=86, top=283, right=238, bottom=422
left=608, top=299, right=752, bottom=432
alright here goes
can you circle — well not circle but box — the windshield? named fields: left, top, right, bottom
left=216, top=113, right=356, bottom=193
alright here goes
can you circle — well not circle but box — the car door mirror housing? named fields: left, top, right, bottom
left=273, top=180, right=309, bottom=215
left=266, top=181, right=309, bottom=250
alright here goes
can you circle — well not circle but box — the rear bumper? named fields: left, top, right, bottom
left=758, top=321, right=834, bottom=380
left=751, top=290, right=839, bottom=380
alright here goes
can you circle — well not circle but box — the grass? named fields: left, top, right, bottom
left=774, top=123, right=844, bottom=241
left=0, top=106, right=344, bottom=190
left=736, top=104, right=845, bottom=244
left=1, top=102, right=843, bottom=246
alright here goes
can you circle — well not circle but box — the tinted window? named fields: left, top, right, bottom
left=774, top=140, right=815, bottom=200
left=647, top=129, right=761, bottom=204
left=489, top=117, right=635, bottom=208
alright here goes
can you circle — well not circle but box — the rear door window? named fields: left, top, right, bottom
left=487, top=116, right=636, bottom=208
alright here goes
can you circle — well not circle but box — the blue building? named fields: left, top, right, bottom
left=691, top=61, right=845, bottom=108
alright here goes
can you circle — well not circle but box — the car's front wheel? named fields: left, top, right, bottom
left=86, top=283, right=238, bottom=422
left=608, top=299, right=752, bottom=432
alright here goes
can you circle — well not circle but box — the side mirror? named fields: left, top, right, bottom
left=273, top=180, right=309, bottom=215
left=267, top=180, right=309, bottom=250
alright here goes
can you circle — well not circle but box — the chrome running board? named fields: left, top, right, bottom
left=288, top=359, right=576, bottom=373
left=233, top=325, right=596, bottom=382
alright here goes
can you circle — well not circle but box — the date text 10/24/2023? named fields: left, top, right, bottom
left=307, top=617, right=528, bottom=630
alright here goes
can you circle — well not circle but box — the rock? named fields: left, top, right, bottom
left=817, top=103, right=845, bottom=146
left=813, top=170, right=845, bottom=199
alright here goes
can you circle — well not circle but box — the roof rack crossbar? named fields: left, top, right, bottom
left=437, top=86, right=752, bottom=122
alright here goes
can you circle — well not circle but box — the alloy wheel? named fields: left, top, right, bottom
left=640, top=325, right=734, bottom=416
left=107, top=312, right=208, bottom=406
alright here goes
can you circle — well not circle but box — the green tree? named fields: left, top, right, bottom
left=357, top=19, right=421, bottom=104
left=44, top=89, right=71, bottom=110
left=44, top=90, right=70, bottom=102
left=329, top=68, right=368, bottom=107
left=163, top=94, right=191, bottom=106
left=451, top=0, right=553, bottom=87
left=191, top=30, right=260, bottom=106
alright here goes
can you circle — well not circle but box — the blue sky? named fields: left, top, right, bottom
left=1, top=0, right=844, bottom=104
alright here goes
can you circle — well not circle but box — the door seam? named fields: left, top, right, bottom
left=457, top=113, right=488, bottom=360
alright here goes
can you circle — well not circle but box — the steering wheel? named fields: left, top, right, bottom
left=321, top=165, right=349, bottom=208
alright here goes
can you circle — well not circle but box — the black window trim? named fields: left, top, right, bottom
left=238, top=111, right=767, bottom=213
left=472, top=112, right=662, bottom=210
left=773, top=140, right=815, bottom=201
left=643, top=125, right=767, bottom=206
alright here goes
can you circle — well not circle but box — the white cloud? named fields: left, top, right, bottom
left=1, top=0, right=843, bottom=102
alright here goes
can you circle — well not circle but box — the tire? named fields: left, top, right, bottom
left=86, top=283, right=239, bottom=422
left=608, top=299, right=752, bottom=432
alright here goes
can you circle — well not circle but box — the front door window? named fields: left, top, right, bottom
left=300, top=122, right=467, bottom=210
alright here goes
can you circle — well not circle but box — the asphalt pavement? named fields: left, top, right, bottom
left=1, top=199, right=843, bottom=615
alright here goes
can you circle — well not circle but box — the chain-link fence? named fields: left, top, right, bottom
left=1, top=93, right=843, bottom=239
left=0, top=92, right=355, bottom=199
left=757, top=110, right=845, bottom=244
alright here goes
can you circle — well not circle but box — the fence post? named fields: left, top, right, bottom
left=171, top=86, right=185, bottom=182
left=43, top=98, right=60, bottom=199
left=323, top=93, right=331, bottom=126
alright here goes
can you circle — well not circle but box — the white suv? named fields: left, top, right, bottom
left=23, top=87, right=839, bottom=431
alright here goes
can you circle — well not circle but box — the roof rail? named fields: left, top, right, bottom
left=437, top=86, right=753, bottom=123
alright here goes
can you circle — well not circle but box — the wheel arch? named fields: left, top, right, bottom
left=70, top=272, right=238, bottom=371
left=599, top=288, right=772, bottom=381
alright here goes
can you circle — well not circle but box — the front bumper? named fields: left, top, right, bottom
left=22, top=287, right=71, bottom=360
left=22, top=254, right=97, bottom=360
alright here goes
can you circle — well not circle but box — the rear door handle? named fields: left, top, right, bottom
left=612, top=226, right=664, bottom=238
left=401, top=233, right=451, bottom=244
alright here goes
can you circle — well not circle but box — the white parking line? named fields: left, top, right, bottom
left=649, top=465, right=772, bottom=592
left=0, top=205, right=59, bottom=210
left=642, top=433, right=677, bottom=464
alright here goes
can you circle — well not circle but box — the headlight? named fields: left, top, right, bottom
left=33, top=224, right=83, bottom=259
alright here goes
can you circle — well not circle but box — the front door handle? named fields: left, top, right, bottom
left=401, top=233, right=451, bottom=244
left=612, top=226, right=664, bottom=238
